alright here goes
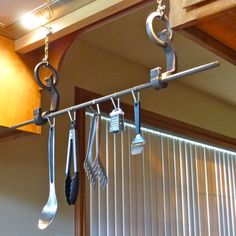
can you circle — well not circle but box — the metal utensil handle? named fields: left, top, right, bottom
left=48, top=123, right=55, bottom=184
left=69, top=124, right=79, bottom=205
left=85, top=114, right=98, bottom=160
left=65, top=136, right=73, bottom=203
left=96, top=114, right=101, bottom=157
left=71, top=127, right=77, bottom=172
left=134, top=101, right=141, bottom=135
left=65, top=137, right=73, bottom=174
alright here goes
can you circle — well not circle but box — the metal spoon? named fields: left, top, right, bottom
left=38, top=118, right=58, bottom=230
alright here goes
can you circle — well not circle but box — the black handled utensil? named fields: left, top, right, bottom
left=131, top=92, right=145, bottom=155
left=65, top=118, right=79, bottom=205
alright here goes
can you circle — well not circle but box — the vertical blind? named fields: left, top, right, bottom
left=85, top=113, right=236, bottom=236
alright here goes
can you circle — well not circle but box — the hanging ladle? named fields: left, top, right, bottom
left=65, top=111, right=79, bottom=205
left=38, top=118, right=58, bottom=229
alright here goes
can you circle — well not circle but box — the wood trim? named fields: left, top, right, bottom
left=15, top=0, right=152, bottom=53
left=182, top=26, right=236, bottom=65
left=169, top=0, right=236, bottom=29
left=74, top=86, right=236, bottom=236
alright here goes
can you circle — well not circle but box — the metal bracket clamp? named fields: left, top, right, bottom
left=33, top=61, right=60, bottom=126
left=150, top=67, right=168, bottom=90
left=146, top=11, right=176, bottom=90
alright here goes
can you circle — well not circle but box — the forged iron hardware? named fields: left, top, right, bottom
left=146, top=10, right=176, bottom=88
left=11, top=61, right=220, bottom=130
left=33, top=61, right=60, bottom=125
left=149, top=67, right=168, bottom=90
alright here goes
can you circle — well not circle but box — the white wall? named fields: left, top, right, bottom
left=61, top=40, right=236, bottom=138
left=0, top=39, right=235, bottom=236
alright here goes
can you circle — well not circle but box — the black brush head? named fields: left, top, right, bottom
left=69, top=172, right=80, bottom=205
left=65, top=174, right=72, bottom=204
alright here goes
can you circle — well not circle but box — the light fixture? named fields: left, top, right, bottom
left=20, top=1, right=57, bottom=30
left=21, top=13, right=48, bottom=30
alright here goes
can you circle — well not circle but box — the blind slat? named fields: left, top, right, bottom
left=85, top=114, right=236, bottom=236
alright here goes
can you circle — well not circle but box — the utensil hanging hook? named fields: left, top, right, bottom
left=47, top=117, right=55, bottom=127
left=110, top=97, right=121, bottom=109
left=96, top=104, right=100, bottom=115
left=146, top=0, right=176, bottom=89
left=33, top=27, right=60, bottom=126
left=110, top=97, right=117, bottom=109
left=131, top=90, right=140, bottom=103
left=67, top=110, right=76, bottom=122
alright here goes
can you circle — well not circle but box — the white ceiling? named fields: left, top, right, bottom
left=0, top=0, right=95, bottom=39
left=81, top=3, right=236, bottom=106
left=0, top=0, right=46, bottom=26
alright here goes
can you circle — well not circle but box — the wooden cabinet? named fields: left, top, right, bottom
left=169, top=0, right=236, bottom=64
left=0, top=35, right=40, bottom=136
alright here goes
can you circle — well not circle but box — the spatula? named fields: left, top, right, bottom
left=131, top=99, right=145, bottom=155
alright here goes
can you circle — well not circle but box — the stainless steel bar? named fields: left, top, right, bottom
left=163, top=61, right=219, bottom=82
left=11, top=61, right=219, bottom=129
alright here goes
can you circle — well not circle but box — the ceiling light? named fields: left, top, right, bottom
left=21, top=13, right=49, bottom=30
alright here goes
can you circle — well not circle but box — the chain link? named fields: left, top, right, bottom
left=156, top=0, right=165, bottom=16
left=43, top=27, right=52, bottom=64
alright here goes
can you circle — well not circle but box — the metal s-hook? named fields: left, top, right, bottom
left=146, top=1, right=176, bottom=90
left=131, top=90, right=140, bottom=103
left=110, top=97, right=121, bottom=109
left=67, top=110, right=76, bottom=123
left=33, top=26, right=60, bottom=126
left=96, top=104, right=100, bottom=115
left=110, top=97, right=117, bottom=109
left=47, top=117, right=55, bottom=127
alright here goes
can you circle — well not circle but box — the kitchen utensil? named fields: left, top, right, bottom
left=131, top=92, right=145, bottom=155
left=84, top=112, right=98, bottom=188
left=92, top=113, right=108, bottom=188
left=109, top=98, right=124, bottom=133
left=38, top=118, right=58, bottom=229
left=65, top=113, right=79, bottom=205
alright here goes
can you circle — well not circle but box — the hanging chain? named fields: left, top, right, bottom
left=156, top=0, right=166, bottom=17
left=43, top=27, right=52, bottom=64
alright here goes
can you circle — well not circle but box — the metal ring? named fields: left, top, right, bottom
left=34, top=61, right=59, bottom=90
left=146, top=12, right=172, bottom=47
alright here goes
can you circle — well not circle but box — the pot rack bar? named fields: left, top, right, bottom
left=11, top=61, right=219, bottom=129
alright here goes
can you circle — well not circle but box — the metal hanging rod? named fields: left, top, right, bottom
left=11, top=61, right=219, bottom=130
